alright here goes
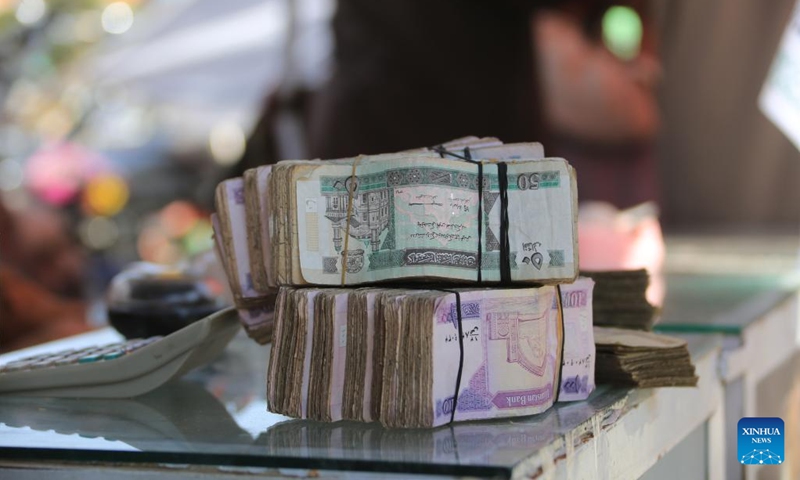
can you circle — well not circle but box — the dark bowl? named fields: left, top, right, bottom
left=108, top=303, right=222, bottom=339
left=107, top=275, right=225, bottom=339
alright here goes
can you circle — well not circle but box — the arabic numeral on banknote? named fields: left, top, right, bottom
left=561, top=375, right=586, bottom=394
left=515, top=171, right=560, bottom=191
left=437, top=396, right=456, bottom=417
left=516, top=173, right=539, bottom=190
left=561, top=287, right=587, bottom=308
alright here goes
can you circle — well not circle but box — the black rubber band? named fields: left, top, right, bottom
left=554, top=285, right=566, bottom=400
left=497, top=162, right=511, bottom=284
left=437, top=287, right=562, bottom=423
left=448, top=424, right=461, bottom=463
left=431, top=146, right=487, bottom=283
left=438, top=289, right=465, bottom=424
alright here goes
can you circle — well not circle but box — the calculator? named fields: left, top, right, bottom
left=0, top=308, right=240, bottom=398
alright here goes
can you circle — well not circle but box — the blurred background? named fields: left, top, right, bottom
left=0, top=0, right=798, bottom=349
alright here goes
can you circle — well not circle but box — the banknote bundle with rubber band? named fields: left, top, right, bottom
left=212, top=137, right=580, bottom=343
left=266, top=283, right=599, bottom=428
left=210, top=137, right=601, bottom=427
left=271, top=142, right=578, bottom=287
left=210, top=136, right=697, bottom=427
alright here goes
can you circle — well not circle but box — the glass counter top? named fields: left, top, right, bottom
left=0, top=266, right=771, bottom=477
left=0, top=329, right=638, bottom=478
left=656, top=273, right=800, bottom=335
left=656, top=232, right=800, bottom=335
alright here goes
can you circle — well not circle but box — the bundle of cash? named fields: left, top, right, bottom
left=267, top=285, right=570, bottom=428
left=213, top=137, right=579, bottom=341
left=253, top=139, right=577, bottom=288
left=581, top=269, right=657, bottom=330
left=594, top=327, right=698, bottom=387
left=272, top=157, right=577, bottom=286
left=557, top=277, right=596, bottom=402
left=212, top=180, right=276, bottom=342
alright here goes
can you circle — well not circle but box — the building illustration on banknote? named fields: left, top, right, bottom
left=320, top=167, right=486, bottom=275
left=322, top=175, right=391, bottom=274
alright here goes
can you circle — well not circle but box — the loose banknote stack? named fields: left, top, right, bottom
left=581, top=269, right=658, bottom=330
left=594, top=327, right=698, bottom=387
left=212, top=137, right=580, bottom=342
left=267, top=280, right=596, bottom=428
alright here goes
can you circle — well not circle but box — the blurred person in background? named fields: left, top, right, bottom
left=532, top=1, right=666, bottom=304
left=0, top=197, right=90, bottom=352
left=307, top=0, right=560, bottom=159
left=9, top=203, right=87, bottom=299
left=0, top=198, right=13, bottom=261
left=0, top=266, right=89, bottom=352
left=535, top=0, right=662, bottom=208
left=306, top=0, right=659, bottom=181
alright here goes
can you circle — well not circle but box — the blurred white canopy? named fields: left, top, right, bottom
left=86, top=0, right=333, bottom=145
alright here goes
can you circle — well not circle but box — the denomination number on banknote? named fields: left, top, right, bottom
left=516, top=171, right=560, bottom=190
left=516, top=173, right=540, bottom=191
left=440, top=396, right=456, bottom=415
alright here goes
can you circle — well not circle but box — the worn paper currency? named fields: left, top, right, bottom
left=427, top=287, right=562, bottom=427
left=594, top=326, right=687, bottom=350
left=556, top=277, right=595, bottom=402
left=212, top=194, right=275, bottom=342
left=244, top=166, right=275, bottom=291
left=293, top=157, right=577, bottom=286
left=327, top=291, right=349, bottom=421
left=214, top=178, right=260, bottom=299
left=299, top=290, right=321, bottom=418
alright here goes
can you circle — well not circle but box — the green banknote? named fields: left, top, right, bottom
left=292, top=156, right=577, bottom=286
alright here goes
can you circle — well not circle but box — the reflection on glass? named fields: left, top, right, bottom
left=0, top=381, right=252, bottom=450
left=0, top=328, right=633, bottom=472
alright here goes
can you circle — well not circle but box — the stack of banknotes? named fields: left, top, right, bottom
left=581, top=269, right=657, bottom=330
left=210, top=136, right=696, bottom=427
left=594, top=327, right=698, bottom=387
left=266, top=281, right=595, bottom=428
left=213, top=137, right=579, bottom=342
